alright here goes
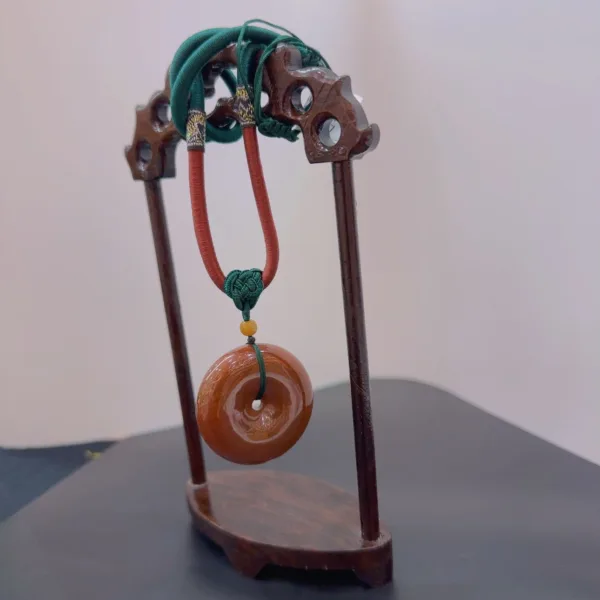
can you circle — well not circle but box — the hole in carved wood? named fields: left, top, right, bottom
left=261, top=91, right=269, bottom=108
left=206, top=75, right=233, bottom=115
left=291, top=85, right=313, bottom=113
left=136, top=141, right=152, bottom=169
left=317, top=118, right=341, bottom=147
left=153, top=100, right=171, bottom=129
left=251, top=399, right=263, bottom=412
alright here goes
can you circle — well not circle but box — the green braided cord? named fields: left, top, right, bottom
left=250, top=33, right=329, bottom=141
left=169, top=23, right=329, bottom=144
left=186, top=68, right=239, bottom=144
left=236, top=18, right=298, bottom=50
left=235, top=19, right=299, bottom=88
left=170, top=28, right=240, bottom=143
left=237, top=20, right=329, bottom=140
left=170, top=26, right=280, bottom=141
left=253, top=34, right=299, bottom=140
left=223, top=269, right=264, bottom=321
left=248, top=337, right=267, bottom=400
left=236, top=42, right=260, bottom=91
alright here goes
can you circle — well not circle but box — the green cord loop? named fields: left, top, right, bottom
left=169, top=21, right=329, bottom=401
left=169, top=21, right=329, bottom=144
left=247, top=336, right=267, bottom=400
left=170, top=26, right=276, bottom=142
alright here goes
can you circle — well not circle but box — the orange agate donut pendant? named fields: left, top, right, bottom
left=196, top=343, right=313, bottom=465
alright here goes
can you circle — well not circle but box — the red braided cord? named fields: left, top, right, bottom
left=242, top=127, right=279, bottom=287
left=187, top=127, right=279, bottom=290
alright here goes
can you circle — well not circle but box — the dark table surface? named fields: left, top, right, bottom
left=1, top=379, right=599, bottom=599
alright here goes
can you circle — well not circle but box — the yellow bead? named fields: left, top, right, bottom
left=240, top=319, right=258, bottom=337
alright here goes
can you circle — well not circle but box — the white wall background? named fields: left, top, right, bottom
left=1, top=1, right=599, bottom=464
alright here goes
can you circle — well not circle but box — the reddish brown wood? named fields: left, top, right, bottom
left=264, top=46, right=379, bottom=163
left=332, top=160, right=380, bottom=541
left=186, top=470, right=392, bottom=586
left=197, top=344, right=313, bottom=465
left=125, top=72, right=179, bottom=181
left=204, top=45, right=379, bottom=164
left=144, top=180, right=206, bottom=485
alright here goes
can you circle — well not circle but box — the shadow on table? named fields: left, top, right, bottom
left=0, top=441, right=114, bottom=522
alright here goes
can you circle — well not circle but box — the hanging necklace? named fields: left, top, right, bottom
left=169, top=23, right=327, bottom=465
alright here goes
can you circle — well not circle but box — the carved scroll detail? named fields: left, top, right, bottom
left=264, top=46, right=379, bottom=163
left=125, top=73, right=180, bottom=181
left=125, top=45, right=379, bottom=181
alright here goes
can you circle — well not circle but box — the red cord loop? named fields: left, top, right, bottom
left=188, top=126, right=279, bottom=291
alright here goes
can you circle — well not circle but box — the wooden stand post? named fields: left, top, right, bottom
left=332, top=160, right=380, bottom=542
left=144, top=180, right=206, bottom=485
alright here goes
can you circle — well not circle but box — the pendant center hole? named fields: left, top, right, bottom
left=251, top=399, right=263, bottom=412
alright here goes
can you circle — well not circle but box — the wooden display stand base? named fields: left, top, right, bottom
left=186, top=471, right=392, bottom=587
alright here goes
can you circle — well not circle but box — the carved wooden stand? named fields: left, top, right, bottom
left=125, top=45, right=392, bottom=588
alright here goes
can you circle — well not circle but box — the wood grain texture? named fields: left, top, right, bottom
left=332, top=161, right=380, bottom=541
left=197, top=344, right=313, bottom=465
left=186, top=470, right=392, bottom=587
left=145, top=180, right=206, bottom=484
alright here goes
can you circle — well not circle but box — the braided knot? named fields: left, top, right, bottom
left=258, top=117, right=299, bottom=142
left=224, top=269, right=264, bottom=319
